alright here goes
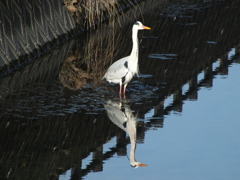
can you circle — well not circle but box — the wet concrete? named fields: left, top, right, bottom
left=0, top=0, right=240, bottom=179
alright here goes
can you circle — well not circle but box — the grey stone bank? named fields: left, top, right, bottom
left=0, top=0, right=76, bottom=76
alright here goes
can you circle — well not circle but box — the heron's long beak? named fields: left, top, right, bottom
left=142, top=25, right=151, bottom=30
left=138, top=163, right=147, bottom=167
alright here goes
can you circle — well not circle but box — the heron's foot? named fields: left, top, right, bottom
left=119, top=93, right=126, bottom=99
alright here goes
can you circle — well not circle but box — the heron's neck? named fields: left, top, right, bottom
left=129, top=123, right=137, bottom=164
left=130, top=27, right=139, bottom=59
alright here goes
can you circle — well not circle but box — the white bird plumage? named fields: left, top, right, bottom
left=104, top=100, right=147, bottom=168
left=102, top=21, right=151, bottom=96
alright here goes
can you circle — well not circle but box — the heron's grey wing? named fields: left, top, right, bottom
left=103, top=57, right=129, bottom=80
left=104, top=100, right=128, bottom=131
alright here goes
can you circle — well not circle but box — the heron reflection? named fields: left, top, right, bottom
left=104, top=99, right=147, bottom=168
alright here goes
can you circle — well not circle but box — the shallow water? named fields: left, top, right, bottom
left=0, top=0, right=240, bottom=180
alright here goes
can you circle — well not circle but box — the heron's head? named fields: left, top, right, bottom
left=130, top=161, right=147, bottom=168
left=134, top=21, right=151, bottom=30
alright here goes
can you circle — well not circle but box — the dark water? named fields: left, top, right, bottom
left=1, top=0, right=240, bottom=180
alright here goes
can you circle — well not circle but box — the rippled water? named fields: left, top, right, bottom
left=0, top=0, right=240, bottom=180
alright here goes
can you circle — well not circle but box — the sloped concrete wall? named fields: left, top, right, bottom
left=0, top=0, right=76, bottom=75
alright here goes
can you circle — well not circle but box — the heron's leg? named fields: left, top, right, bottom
left=123, top=84, right=128, bottom=94
left=119, top=85, right=122, bottom=94
left=119, top=82, right=122, bottom=94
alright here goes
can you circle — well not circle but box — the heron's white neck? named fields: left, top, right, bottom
left=130, top=27, right=139, bottom=58
left=128, top=121, right=137, bottom=165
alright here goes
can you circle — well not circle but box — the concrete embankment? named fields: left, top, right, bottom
left=0, top=0, right=77, bottom=76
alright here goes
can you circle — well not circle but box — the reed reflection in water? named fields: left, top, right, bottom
left=59, top=20, right=125, bottom=90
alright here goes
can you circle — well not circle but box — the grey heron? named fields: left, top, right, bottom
left=102, top=21, right=151, bottom=96
left=104, top=99, right=147, bottom=168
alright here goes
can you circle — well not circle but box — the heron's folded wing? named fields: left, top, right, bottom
left=103, top=58, right=129, bottom=80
